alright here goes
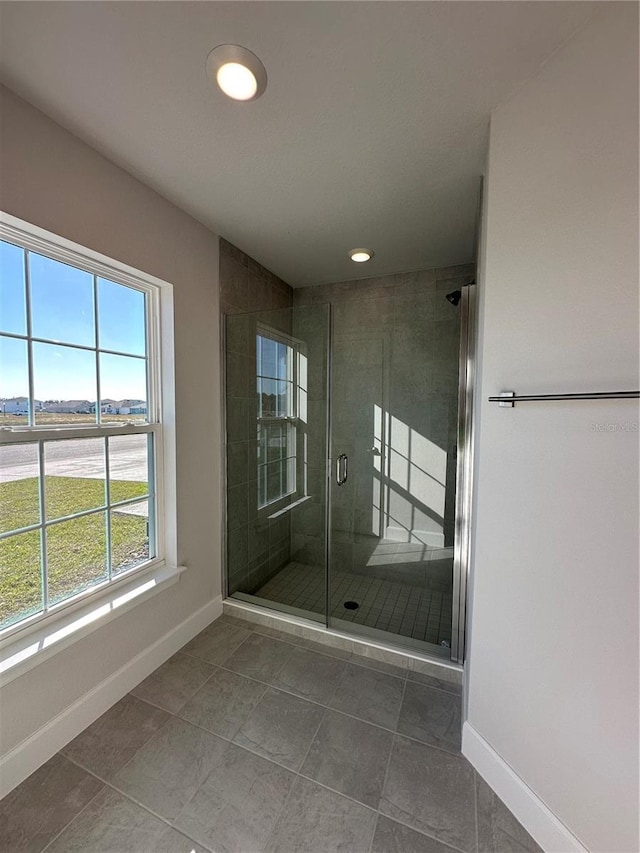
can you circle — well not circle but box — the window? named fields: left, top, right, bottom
left=256, top=330, right=307, bottom=508
left=0, top=217, right=174, bottom=639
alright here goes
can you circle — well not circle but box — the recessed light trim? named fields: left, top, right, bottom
left=348, top=248, right=374, bottom=263
left=207, top=44, right=267, bottom=101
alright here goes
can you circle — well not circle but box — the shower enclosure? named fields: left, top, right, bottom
left=224, top=279, right=475, bottom=664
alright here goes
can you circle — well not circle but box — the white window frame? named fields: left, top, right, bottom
left=255, top=325, right=302, bottom=512
left=0, top=213, right=180, bottom=684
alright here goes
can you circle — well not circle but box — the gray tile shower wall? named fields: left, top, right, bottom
left=221, top=239, right=294, bottom=595
left=292, top=264, right=474, bottom=572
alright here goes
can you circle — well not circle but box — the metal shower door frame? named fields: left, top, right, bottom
left=451, top=282, right=477, bottom=663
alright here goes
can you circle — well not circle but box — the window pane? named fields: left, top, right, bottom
left=0, top=444, right=40, bottom=534
left=259, top=336, right=277, bottom=378
left=0, top=240, right=27, bottom=335
left=266, top=423, right=286, bottom=462
left=0, top=529, right=43, bottom=629
left=0, top=335, right=29, bottom=425
left=30, top=252, right=95, bottom=347
left=299, top=388, right=308, bottom=423
left=111, top=500, right=150, bottom=575
left=108, top=434, right=149, bottom=504
left=286, top=456, right=296, bottom=494
left=33, top=343, right=97, bottom=425
left=99, top=353, right=147, bottom=422
left=266, top=461, right=283, bottom=503
left=44, top=438, right=106, bottom=521
left=98, top=278, right=146, bottom=356
left=277, top=381, right=293, bottom=417
left=277, top=342, right=288, bottom=380
left=47, top=512, right=107, bottom=606
left=258, top=378, right=278, bottom=417
left=298, top=353, right=308, bottom=391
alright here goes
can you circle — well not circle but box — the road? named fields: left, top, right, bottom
left=0, top=435, right=148, bottom=484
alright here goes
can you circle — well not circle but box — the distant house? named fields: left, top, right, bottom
left=117, top=399, right=147, bottom=416
left=93, top=399, right=147, bottom=415
left=0, top=397, right=43, bottom=415
left=42, top=400, right=92, bottom=414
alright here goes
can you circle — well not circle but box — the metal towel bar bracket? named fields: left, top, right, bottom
left=489, top=390, right=640, bottom=408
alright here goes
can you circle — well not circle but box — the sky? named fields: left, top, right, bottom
left=0, top=241, right=147, bottom=402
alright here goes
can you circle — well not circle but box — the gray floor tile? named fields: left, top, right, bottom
left=265, top=776, right=377, bottom=853
left=397, top=682, right=462, bottom=753
left=380, top=735, right=476, bottom=852
left=296, top=635, right=352, bottom=661
left=476, top=775, right=543, bottom=853
left=61, top=694, right=169, bottom=780
left=182, top=619, right=252, bottom=665
left=174, top=742, right=295, bottom=853
left=179, top=667, right=266, bottom=739
left=273, top=646, right=346, bottom=704
left=372, top=815, right=461, bottom=853
left=223, top=633, right=294, bottom=683
left=219, top=612, right=290, bottom=641
left=407, top=670, right=462, bottom=696
left=329, top=662, right=405, bottom=729
left=45, top=787, right=206, bottom=853
left=0, top=753, right=103, bottom=853
left=130, top=652, right=216, bottom=713
left=350, top=654, right=408, bottom=679
left=301, top=709, right=394, bottom=807
left=233, top=687, right=324, bottom=770
left=112, top=716, right=228, bottom=820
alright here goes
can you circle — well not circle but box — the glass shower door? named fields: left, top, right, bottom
left=328, top=289, right=461, bottom=656
left=225, top=304, right=330, bottom=623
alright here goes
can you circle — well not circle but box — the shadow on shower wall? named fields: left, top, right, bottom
left=292, top=267, right=474, bottom=590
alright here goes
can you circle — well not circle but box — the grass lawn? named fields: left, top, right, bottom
left=0, top=476, right=149, bottom=629
left=0, top=413, right=142, bottom=426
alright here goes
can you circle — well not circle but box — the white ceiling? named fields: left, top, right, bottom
left=0, top=1, right=601, bottom=287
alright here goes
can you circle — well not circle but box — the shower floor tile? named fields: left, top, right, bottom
left=255, top=559, right=453, bottom=648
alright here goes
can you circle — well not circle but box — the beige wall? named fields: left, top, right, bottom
left=467, top=6, right=639, bottom=851
left=0, top=87, right=222, bottom=756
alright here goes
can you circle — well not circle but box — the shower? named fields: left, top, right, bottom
left=224, top=270, right=476, bottom=664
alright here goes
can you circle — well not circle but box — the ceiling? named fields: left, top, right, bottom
left=0, top=2, right=601, bottom=287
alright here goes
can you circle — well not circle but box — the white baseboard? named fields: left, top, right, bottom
left=0, top=596, right=222, bottom=799
left=462, top=722, right=588, bottom=853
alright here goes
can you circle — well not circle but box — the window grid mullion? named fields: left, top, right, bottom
left=37, top=439, right=48, bottom=612
left=23, top=249, right=35, bottom=428
left=0, top=329, right=147, bottom=361
left=105, top=435, right=112, bottom=580
left=147, top=432, right=156, bottom=560
left=93, top=274, right=101, bottom=426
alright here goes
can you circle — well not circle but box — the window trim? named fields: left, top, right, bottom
left=0, top=212, right=179, bottom=653
left=255, top=325, right=304, bottom=512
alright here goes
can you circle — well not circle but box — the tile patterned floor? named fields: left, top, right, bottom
left=0, top=615, right=542, bottom=853
left=256, top=552, right=453, bottom=647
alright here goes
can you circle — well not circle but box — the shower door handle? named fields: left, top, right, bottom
left=336, top=454, right=348, bottom=486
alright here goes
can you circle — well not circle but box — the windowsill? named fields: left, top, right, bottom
left=267, top=494, right=313, bottom=519
left=0, top=563, right=185, bottom=688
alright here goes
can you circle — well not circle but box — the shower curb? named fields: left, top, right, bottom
left=222, top=598, right=463, bottom=685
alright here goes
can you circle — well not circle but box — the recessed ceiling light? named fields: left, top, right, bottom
left=206, top=44, right=267, bottom=102
left=348, top=248, right=375, bottom=263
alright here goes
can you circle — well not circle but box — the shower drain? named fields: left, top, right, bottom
left=343, top=600, right=360, bottom=610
